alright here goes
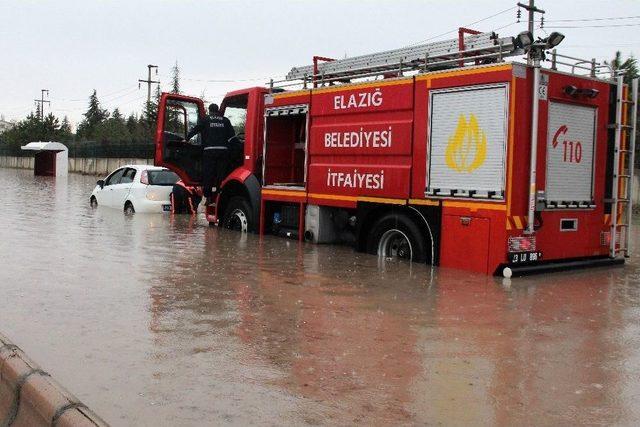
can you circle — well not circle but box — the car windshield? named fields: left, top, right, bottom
left=147, top=170, right=179, bottom=186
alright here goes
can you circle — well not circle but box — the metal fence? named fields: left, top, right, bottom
left=0, top=141, right=154, bottom=158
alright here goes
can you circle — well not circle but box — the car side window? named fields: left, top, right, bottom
left=105, top=169, right=125, bottom=186
left=120, top=168, right=136, bottom=184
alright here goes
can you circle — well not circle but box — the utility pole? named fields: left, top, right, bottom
left=517, top=1, right=545, bottom=65
left=138, top=64, right=160, bottom=104
left=33, top=89, right=50, bottom=120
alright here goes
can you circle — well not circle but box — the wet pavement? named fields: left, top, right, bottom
left=0, top=167, right=639, bottom=426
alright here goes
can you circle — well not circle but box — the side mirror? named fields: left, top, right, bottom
left=97, top=179, right=105, bottom=188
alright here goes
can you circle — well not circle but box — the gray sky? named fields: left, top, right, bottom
left=1, top=0, right=638, bottom=127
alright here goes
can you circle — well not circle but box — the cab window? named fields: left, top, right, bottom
left=164, top=101, right=201, bottom=145
left=223, top=95, right=248, bottom=139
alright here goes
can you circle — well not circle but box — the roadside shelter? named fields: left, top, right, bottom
left=20, top=141, right=68, bottom=177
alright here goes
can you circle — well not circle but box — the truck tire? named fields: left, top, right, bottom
left=366, top=212, right=427, bottom=262
left=221, top=196, right=254, bottom=233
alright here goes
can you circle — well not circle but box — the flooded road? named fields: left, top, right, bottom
left=1, top=167, right=639, bottom=426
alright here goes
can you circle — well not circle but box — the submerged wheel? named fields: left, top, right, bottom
left=90, top=196, right=98, bottom=207
left=124, top=202, right=135, bottom=215
left=221, top=197, right=253, bottom=233
left=366, top=213, right=427, bottom=263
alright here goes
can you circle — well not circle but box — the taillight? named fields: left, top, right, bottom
left=140, top=170, right=149, bottom=185
left=508, top=236, right=536, bottom=253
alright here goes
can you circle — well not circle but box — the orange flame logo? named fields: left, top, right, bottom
left=445, top=114, right=487, bottom=173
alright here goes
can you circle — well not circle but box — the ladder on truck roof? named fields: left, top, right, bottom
left=283, top=30, right=519, bottom=86
left=609, top=76, right=638, bottom=258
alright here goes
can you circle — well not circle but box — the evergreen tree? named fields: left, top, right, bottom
left=112, top=108, right=123, bottom=121
left=58, top=116, right=74, bottom=142
left=1, top=112, right=66, bottom=150
left=126, top=114, right=138, bottom=136
left=93, top=107, right=131, bottom=143
left=76, top=90, right=109, bottom=140
left=171, top=61, right=180, bottom=94
left=139, top=86, right=161, bottom=142
left=60, top=116, right=72, bottom=134
left=605, top=52, right=639, bottom=84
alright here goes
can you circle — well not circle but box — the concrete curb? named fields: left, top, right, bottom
left=0, top=334, right=108, bottom=427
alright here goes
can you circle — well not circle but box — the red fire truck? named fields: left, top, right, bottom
left=155, top=28, right=637, bottom=277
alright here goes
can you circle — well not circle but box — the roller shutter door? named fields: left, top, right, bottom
left=545, top=102, right=596, bottom=206
left=427, top=84, right=508, bottom=199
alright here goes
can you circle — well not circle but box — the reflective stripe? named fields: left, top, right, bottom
left=204, top=146, right=228, bottom=150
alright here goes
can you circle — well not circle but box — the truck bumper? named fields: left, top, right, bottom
left=497, top=256, right=625, bottom=277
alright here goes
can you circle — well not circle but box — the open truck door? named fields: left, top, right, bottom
left=155, top=93, right=204, bottom=186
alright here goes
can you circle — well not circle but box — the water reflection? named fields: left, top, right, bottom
left=0, top=168, right=639, bottom=425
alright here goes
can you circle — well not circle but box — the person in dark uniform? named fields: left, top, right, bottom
left=185, top=103, right=235, bottom=204
left=170, top=179, right=202, bottom=215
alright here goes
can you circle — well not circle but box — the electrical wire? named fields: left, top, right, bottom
left=406, top=5, right=517, bottom=46
left=51, top=85, right=139, bottom=103
left=100, top=88, right=141, bottom=103
left=563, top=42, right=640, bottom=48
left=544, top=23, right=640, bottom=29
left=158, top=73, right=281, bottom=83
left=491, top=21, right=519, bottom=33
left=537, top=15, right=640, bottom=23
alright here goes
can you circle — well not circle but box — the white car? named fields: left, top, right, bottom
left=90, top=165, right=179, bottom=214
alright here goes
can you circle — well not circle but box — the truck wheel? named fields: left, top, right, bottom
left=221, top=197, right=253, bottom=233
left=366, top=213, right=427, bottom=262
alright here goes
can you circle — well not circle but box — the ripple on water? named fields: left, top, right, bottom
left=1, top=168, right=640, bottom=426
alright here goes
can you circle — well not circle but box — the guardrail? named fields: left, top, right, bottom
left=0, top=333, right=108, bottom=426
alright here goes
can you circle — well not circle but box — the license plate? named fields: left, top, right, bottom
left=162, top=204, right=171, bottom=212
left=510, top=251, right=542, bottom=264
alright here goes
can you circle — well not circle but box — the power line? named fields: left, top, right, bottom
left=52, top=85, right=139, bottom=103
left=538, top=15, right=640, bottom=23
left=406, top=5, right=517, bottom=46
left=100, top=88, right=140, bottom=103
left=544, top=23, right=640, bottom=29
left=563, top=42, right=640, bottom=48
left=491, top=21, right=519, bottom=32
left=159, top=73, right=282, bottom=83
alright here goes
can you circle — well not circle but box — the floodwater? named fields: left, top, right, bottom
left=1, top=167, right=639, bottom=426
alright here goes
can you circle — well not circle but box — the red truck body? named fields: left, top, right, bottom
left=155, top=57, right=633, bottom=276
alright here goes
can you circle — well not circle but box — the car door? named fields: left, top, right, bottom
left=110, top=167, right=137, bottom=208
left=101, top=168, right=126, bottom=207
left=155, top=93, right=205, bottom=186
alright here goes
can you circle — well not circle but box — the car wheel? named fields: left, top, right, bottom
left=90, top=196, right=98, bottom=207
left=124, top=202, right=135, bottom=215
left=221, top=197, right=253, bottom=233
left=366, top=212, right=427, bottom=262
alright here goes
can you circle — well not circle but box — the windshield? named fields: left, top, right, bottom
left=147, top=170, right=179, bottom=186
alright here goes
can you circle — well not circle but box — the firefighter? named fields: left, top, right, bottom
left=170, top=179, right=202, bottom=215
left=185, top=103, right=236, bottom=204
